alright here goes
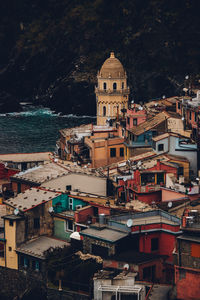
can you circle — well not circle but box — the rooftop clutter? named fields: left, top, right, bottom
left=1, top=54, right=200, bottom=300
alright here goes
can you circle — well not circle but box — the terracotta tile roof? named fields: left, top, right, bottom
left=152, top=132, right=179, bottom=142
left=166, top=154, right=189, bottom=162
left=16, top=236, right=70, bottom=259
left=128, top=112, right=168, bottom=136
left=0, top=152, right=51, bottom=163
left=4, top=188, right=60, bottom=212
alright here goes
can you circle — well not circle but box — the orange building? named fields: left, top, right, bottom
left=85, top=127, right=125, bottom=168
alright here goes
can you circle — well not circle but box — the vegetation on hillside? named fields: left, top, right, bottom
left=0, top=0, right=200, bottom=113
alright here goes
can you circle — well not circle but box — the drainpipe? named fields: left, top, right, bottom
left=178, top=239, right=181, bottom=267
left=4, top=219, right=7, bottom=268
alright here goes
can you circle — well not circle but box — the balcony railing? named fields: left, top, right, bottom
left=182, top=211, right=200, bottom=230
left=132, top=184, right=161, bottom=193
left=95, top=87, right=130, bottom=94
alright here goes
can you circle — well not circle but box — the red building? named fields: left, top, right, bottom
left=0, top=163, right=19, bottom=180
left=176, top=93, right=200, bottom=141
left=173, top=209, right=200, bottom=300
left=81, top=210, right=181, bottom=283
left=126, top=106, right=147, bottom=130
left=117, top=160, right=178, bottom=204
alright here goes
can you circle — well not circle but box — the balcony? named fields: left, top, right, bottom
left=182, top=210, right=200, bottom=231
left=95, top=87, right=130, bottom=95
left=132, top=184, right=161, bottom=193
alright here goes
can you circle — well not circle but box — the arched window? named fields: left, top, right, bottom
left=122, top=82, right=124, bottom=89
left=103, top=82, right=107, bottom=90
left=103, top=106, right=106, bottom=116
left=113, top=82, right=117, bottom=90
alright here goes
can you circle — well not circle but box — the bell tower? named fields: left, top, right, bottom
left=95, top=52, right=129, bottom=126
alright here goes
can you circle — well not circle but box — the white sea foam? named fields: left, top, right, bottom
left=61, top=114, right=96, bottom=119
left=4, top=107, right=96, bottom=118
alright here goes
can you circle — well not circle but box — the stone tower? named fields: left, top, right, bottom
left=95, top=52, right=129, bottom=126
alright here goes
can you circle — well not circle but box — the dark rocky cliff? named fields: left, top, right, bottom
left=0, top=0, right=200, bottom=114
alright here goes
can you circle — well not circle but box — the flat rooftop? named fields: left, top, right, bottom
left=4, top=188, right=60, bottom=211
left=110, top=210, right=181, bottom=226
left=12, top=161, right=104, bottom=184
left=60, top=124, right=92, bottom=137
left=16, top=236, right=70, bottom=259
left=80, top=227, right=128, bottom=243
left=12, top=162, right=69, bottom=184
left=0, top=152, right=51, bottom=163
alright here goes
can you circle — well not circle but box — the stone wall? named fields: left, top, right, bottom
left=83, top=236, right=115, bottom=257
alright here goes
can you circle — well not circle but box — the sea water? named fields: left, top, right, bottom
left=0, top=106, right=96, bottom=154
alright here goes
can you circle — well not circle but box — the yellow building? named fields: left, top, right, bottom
left=95, top=52, right=129, bottom=126
left=0, top=215, right=24, bottom=269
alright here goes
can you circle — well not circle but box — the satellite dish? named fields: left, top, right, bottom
left=131, top=100, right=134, bottom=104
left=126, top=219, right=133, bottom=227
left=137, top=161, right=142, bottom=166
left=168, top=202, right=173, bottom=208
left=123, top=263, right=129, bottom=270
left=48, top=207, right=54, bottom=213
left=14, top=208, right=19, bottom=215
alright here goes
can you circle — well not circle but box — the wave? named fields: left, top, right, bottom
left=5, top=108, right=60, bottom=117
left=61, top=114, right=96, bottom=119
left=0, top=107, right=96, bottom=118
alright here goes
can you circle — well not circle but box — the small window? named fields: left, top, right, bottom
left=35, top=260, right=40, bottom=271
left=66, top=185, right=71, bottom=191
left=24, top=257, right=29, bottom=268
left=120, top=148, right=124, bottom=157
left=34, top=218, right=40, bottom=229
left=17, top=183, right=21, bottom=194
left=158, top=144, right=164, bottom=151
left=133, top=118, right=137, bottom=126
left=178, top=102, right=181, bottom=109
left=113, top=82, right=117, bottom=90
left=8, top=246, right=12, bottom=252
left=103, top=82, right=107, bottom=90
left=178, top=166, right=184, bottom=176
left=9, top=220, right=13, bottom=226
left=189, top=111, right=192, bottom=120
left=65, top=220, right=73, bottom=231
left=127, top=117, right=130, bottom=125
left=110, top=148, right=116, bottom=157
left=151, top=238, right=159, bottom=251
left=69, top=198, right=73, bottom=210
left=32, top=260, right=40, bottom=271
left=0, top=243, right=4, bottom=257
left=103, top=106, right=106, bottom=116
left=122, top=82, right=124, bottom=89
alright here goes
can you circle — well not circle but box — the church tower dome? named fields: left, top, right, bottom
left=95, top=52, right=129, bottom=126
left=100, top=52, right=126, bottom=79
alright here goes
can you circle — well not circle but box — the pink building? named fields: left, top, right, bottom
left=126, top=106, right=147, bottom=130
